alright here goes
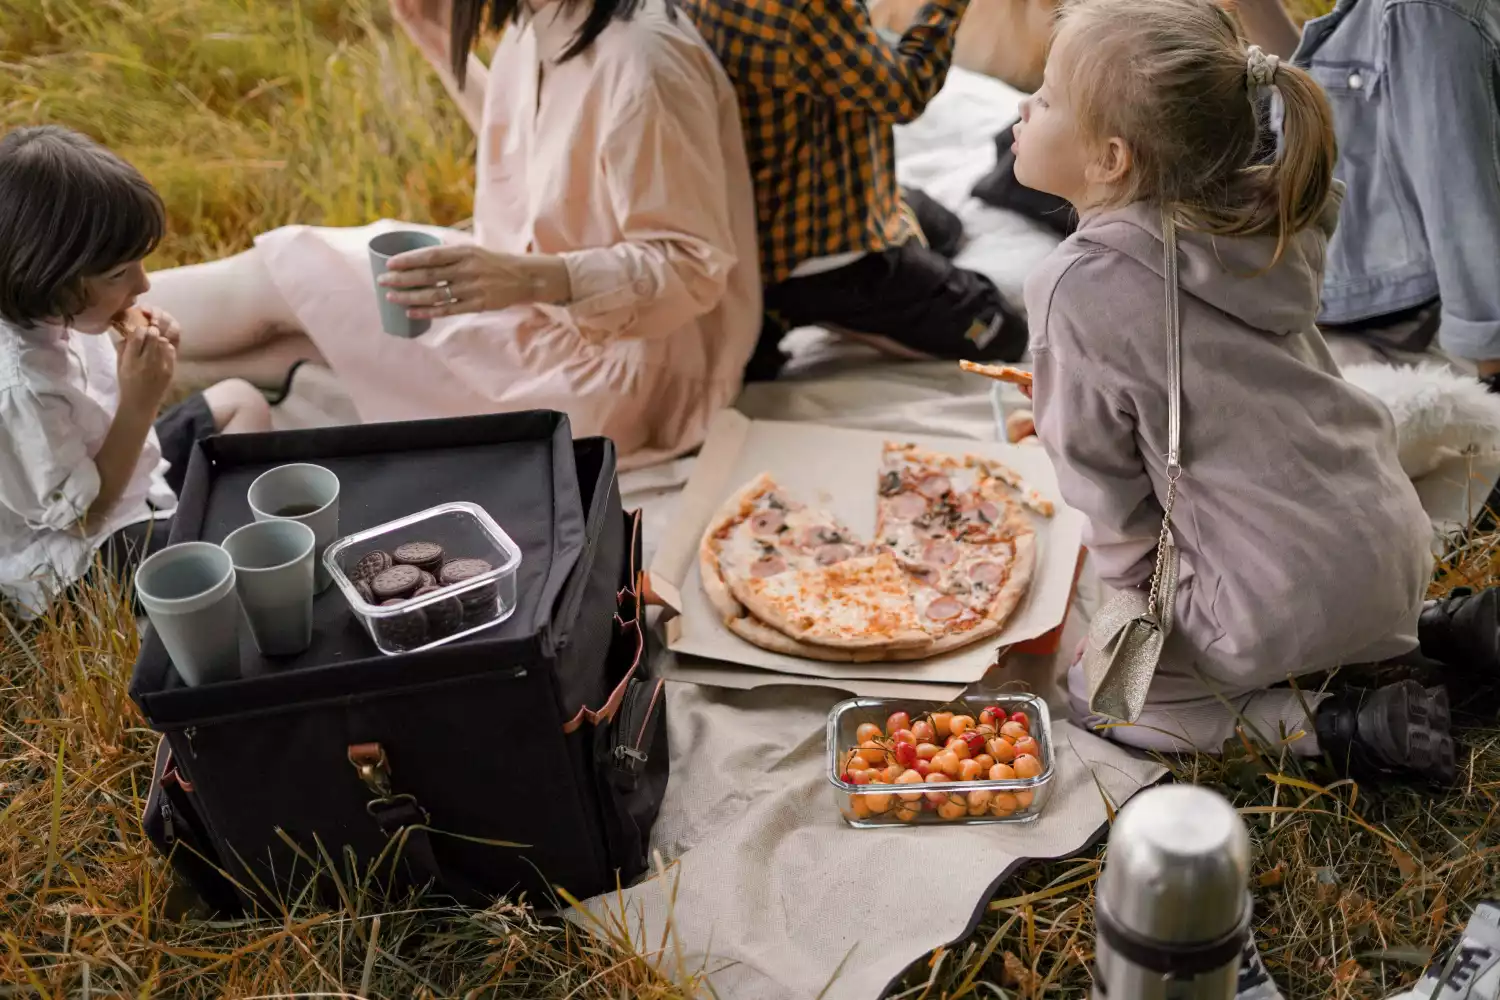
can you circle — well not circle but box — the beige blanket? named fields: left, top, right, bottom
left=273, top=352, right=1165, bottom=999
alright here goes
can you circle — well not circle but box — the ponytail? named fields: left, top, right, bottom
left=1248, top=56, right=1338, bottom=265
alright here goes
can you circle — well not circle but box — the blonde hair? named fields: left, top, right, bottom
left=1054, top=0, right=1336, bottom=263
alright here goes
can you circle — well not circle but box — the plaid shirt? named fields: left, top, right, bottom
left=682, top=0, right=970, bottom=284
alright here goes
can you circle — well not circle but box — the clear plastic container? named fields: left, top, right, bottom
left=323, top=502, right=522, bottom=656
left=828, top=693, right=1055, bottom=828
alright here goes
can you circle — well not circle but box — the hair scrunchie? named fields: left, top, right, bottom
left=1245, top=44, right=1281, bottom=98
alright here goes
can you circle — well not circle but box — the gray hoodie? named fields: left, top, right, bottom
left=1025, top=198, right=1433, bottom=688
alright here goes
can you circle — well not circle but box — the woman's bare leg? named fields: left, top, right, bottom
left=147, top=247, right=326, bottom=388
left=202, top=378, right=274, bottom=433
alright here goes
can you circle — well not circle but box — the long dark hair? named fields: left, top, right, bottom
left=0, top=126, right=165, bottom=328
left=450, top=0, right=652, bottom=83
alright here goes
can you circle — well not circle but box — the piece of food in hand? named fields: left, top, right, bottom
left=1005, top=409, right=1036, bottom=443
left=959, top=360, right=1032, bottom=386
left=112, top=306, right=151, bottom=336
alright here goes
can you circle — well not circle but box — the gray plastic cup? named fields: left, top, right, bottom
left=369, top=230, right=442, bottom=338
left=222, top=519, right=316, bottom=656
left=135, top=542, right=241, bottom=687
left=248, top=463, right=341, bottom=593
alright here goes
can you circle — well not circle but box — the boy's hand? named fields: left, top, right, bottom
left=117, top=326, right=176, bottom=413
left=136, top=305, right=182, bottom=348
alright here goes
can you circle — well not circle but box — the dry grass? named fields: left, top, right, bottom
left=4, top=0, right=1497, bottom=996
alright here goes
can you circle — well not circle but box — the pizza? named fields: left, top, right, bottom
left=698, top=444, right=1053, bottom=661
left=698, top=475, right=929, bottom=654
left=959, top=360, right=1032, bottom=387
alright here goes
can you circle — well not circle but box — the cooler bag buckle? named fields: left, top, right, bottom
left=348, top=742, right=393, bottom=797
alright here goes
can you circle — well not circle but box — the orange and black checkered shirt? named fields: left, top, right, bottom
left=681, top=0, right=970, bottom=284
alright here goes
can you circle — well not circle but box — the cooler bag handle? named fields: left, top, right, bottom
left=347, top=742, right=447, bottom=888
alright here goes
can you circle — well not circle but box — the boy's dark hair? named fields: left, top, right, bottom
left=0, top=125, right=165, bottom=328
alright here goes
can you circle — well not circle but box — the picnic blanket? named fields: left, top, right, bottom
left=256, top=65, right=1493, bottom=998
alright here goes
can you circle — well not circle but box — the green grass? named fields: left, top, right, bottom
left=3, top=0, right=1497, bottom=996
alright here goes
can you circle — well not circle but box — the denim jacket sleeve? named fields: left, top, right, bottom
left=1383, top=0, right=1500, bottom=359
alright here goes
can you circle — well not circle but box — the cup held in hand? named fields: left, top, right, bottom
left=135, top=542, right=241, bottom=687
left=369, top=230, right=442, bottom=338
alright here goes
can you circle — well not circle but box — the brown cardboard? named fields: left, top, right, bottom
left=649, top=410, right=1085, bottom=690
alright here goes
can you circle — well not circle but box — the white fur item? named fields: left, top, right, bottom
left=1342, top=363, right=1500, bottom=478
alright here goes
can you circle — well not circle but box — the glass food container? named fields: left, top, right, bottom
left=323, top=502, right=522, bottom=656
left=828, top=692, right=1055, bottom=828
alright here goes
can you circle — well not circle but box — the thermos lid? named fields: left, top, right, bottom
left=1097, top=785, right=1251, bottom=946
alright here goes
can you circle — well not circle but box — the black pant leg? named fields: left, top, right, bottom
left=764, top=243, right=1026, bottom=363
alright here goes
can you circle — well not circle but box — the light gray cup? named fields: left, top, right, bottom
left=369, top=230, right=442, bottom=338
left=247, top=463, right=341, bottom=593
left=222, top=519, right=316, bottom=656
left=135, top=542, right=241, bottom=687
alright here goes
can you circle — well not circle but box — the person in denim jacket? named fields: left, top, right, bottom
left=1239, top=0, right=1500, bottom=379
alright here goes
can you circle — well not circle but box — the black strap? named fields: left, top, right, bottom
left=348, top=743, right=446, bottom=889
left=365, top=794, right=446, bottom=888
left=1096, top=896, right=1252, bottom=978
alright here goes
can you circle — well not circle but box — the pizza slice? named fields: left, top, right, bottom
left=876, top=443, right=1042, bottom=641
left=959, top=360, right=1032, bottom=387
left=732, top=553, right=933, bottom=651
left=698, top=473, right=872, bottom=623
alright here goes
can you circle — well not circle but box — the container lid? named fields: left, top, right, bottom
left=1097, top=784, right=1250, bottom=946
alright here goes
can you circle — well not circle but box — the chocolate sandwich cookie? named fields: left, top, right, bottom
left=355, top=578, right=375, bottom=605
left=412, top=585, right=463, bottom=637
left=374, top=598, right=428, bottom=649
left=393, top=541, right=445, bottom=574
left=417, top=570, right=437, bottom=590
left=371, top=564, right=422, bottom=602
left=440, top=557, right=499, bottom=623
left=353, top=549, right=393, bottom=582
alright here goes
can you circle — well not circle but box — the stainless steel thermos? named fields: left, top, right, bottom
left=1093, top=785, right=1254, bottom=1000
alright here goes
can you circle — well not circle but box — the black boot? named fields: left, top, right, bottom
left=1419, top=586, right=1500, bottom=673
left=1314, top=680, right=1456, bottom=786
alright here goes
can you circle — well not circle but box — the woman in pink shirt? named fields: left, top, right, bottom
left=147, top=0, right=761, bottom=469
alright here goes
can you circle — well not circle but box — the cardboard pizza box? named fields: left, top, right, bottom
left=648, top=410, right=1085, bottom=693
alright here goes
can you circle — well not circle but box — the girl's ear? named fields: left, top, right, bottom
left=1086, top=136, right=1132, bottom=188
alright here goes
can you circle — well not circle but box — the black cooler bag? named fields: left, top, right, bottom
left=129, top=412, right=667, bottom=912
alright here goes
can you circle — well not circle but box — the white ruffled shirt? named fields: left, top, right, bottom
left=0, top=319, right=174, bottom=616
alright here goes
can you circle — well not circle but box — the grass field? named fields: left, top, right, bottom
left=3, top=1, right=1498, bottom=996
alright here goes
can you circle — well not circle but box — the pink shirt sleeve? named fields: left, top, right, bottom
left=556, top=87, right=742, bottom=344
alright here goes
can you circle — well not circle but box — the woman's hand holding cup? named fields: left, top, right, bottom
left=378, top=243, right=571, bottom=320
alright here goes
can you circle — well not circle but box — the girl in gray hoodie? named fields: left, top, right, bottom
left=1011, top=0, right=1469, bottom=783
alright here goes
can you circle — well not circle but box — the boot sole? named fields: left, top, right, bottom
left=1374, top=680, right=1456, bottom=786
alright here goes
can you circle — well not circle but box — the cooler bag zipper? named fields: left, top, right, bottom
left=612, top=677, right=664, bottom=782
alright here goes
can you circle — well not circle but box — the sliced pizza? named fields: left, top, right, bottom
left=876, top=443, right=1044, bottom=641
left=698, top=473, right=871, bottom=624
left=959, top=360, right=1032, bottom=387
left=733, top=553, right=932, bottom=651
